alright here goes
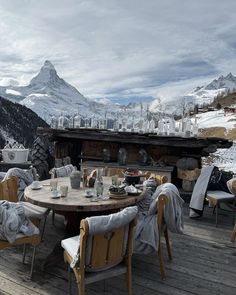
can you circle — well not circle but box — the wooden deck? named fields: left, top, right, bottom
left=0, top=203, right=236, bottom=295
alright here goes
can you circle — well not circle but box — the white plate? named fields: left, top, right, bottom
left=31, top=185, right=43, bottom=190
left=127, top=189, right=142, bottom=196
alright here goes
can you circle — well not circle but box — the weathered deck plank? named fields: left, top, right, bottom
left=0, top=203, right=236, bottom=295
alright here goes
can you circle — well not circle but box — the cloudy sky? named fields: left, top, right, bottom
left=0, top=0, right=236, bottom=104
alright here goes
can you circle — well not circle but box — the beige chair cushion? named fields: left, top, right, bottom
left=61, top=235, right=80, bottom=262
left=207, top=190, right=235, bottom=200
left=21, top=202, right=49, bottom=219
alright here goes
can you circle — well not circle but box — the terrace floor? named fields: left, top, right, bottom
left=0, top=203, right=236, bottom=295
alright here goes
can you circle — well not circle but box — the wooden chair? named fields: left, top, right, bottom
left=0, top=176, right=48, bottom=239
left=206, top=191, right=236, bottom=227
left=190, top=167, right=236, bottom=226
left=62, top=209, right=137, bottom=295
left=50, top=165, right=75, bottom=225
left=157, top=193, right=172, bottom=280
left=0, top=176, right=41, bottom=279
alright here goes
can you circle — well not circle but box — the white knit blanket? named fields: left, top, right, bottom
left=0, top=200, right=39, bottom=243
left=3, top=168, right=34, bottom=201
left=189, top=166, right=214, bottom=218
left=134, top=183, right=184, bottom=254
left=50, top=164, right=75, bottom=178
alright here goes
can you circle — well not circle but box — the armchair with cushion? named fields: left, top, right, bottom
left=61, top=206, right=138, bottom=295
left=0, top=176, right=49, bottom=239
left=0, top=200, right=41, bottom=279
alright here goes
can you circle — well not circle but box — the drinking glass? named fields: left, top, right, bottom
left=60, top=185, right=68, bottom=198
left=50, top=178, right=58, bottom=192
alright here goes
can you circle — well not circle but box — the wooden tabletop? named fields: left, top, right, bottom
left=24, top=177, right=145, bottom=212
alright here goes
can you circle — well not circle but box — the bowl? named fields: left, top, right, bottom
left=123, top=169, right=142, bottom=185
left=125, top=175, right=140, bottom=185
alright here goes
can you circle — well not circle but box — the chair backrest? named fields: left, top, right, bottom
left=156, top=175, right=168, bottom=185
left=157, top=193, right=168, bottom=227
left=79, top=212, right=137, bottom=272
left=0, top=176, right=18, bottom=202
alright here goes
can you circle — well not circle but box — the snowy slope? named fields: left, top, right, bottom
left=197, top=109, right=236, bottom=130
left=210, top=143, right=236, bottom=173
left=196, top=109, right=236, bottom=173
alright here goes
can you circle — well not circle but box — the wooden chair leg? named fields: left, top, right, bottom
left=41, top=215, right=48, bottom=241
left=233, top=199, right=236, bottom=225
left=52, top=211, right=55, bottom=225
left=78, top=281, right=85, bottom=295
left=230, top=223, right=236, bottom=244
left=68, top=265, right=71, bottom=295
left=125, top=257, right=133, bottom=295
left=212, top=205, right=216, bottom=215
left=215, top=203, right=218, bottom=227
left=164, top=229, right=172, bottom=260
left=22, top=244, right=27, bottom=264
left=158, top=244, right=166, bottom=280
left=30, top=246, right=37, bottom=280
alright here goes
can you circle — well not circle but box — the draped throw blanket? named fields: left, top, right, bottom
left=0, top=200, right=39, bottom=243
left=189, top=166, right=214, bottom=218
left=50, top=164, right=75, bottom=178
left=3, top=168, right=34, bottom=201
left=134, top=183, right=184, bottom=254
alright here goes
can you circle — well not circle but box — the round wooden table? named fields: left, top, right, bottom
left=25, top=177, right=145, bottom=212
left=25, top=177, right=145, bottom=268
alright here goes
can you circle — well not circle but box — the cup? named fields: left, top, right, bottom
left=85, top=189, right=93, bottom=198
left=60, top=185, right=68, bottom=198
left=50, top=178, right=58, bottom=191
left=31, top=180, right=40, bottom=189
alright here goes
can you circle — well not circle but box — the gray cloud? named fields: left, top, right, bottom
left=0, top=0, right=236, bottom=102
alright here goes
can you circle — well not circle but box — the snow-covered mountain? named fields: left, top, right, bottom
left=184, top=73, right=236, bottom=106
left=0, top=60, right=119, bottom=120
left=205, top=73, right=236, bottom=91
left=150, top=73, right=236, bottom=115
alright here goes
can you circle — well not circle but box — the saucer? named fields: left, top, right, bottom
left=51, top=192, right=61, bottom=199
left=31, top=185, right=42, bottom=190
left=85, top=194, right=94, bottom=198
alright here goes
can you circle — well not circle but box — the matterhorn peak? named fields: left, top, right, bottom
left=42, top=60, right=56, bottom=70
left=29, top=60, right=59, bottom=87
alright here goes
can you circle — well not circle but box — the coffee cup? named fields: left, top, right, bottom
left=31, top=181, right=40, bottom=189
left=85, top=189, right=93, bottom=198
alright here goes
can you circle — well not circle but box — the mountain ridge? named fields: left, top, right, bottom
left=1, top=61, right=236, bottom=120
left=0, top=95, right=48, bottom=148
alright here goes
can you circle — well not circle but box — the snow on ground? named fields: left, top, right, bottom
left=211, top=142, right=236, bottom=174
left=196, top=109, right=236, bottom=172
left=197, top=109, right=236, bottom=130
